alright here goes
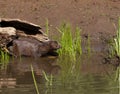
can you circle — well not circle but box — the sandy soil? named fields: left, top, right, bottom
left=0, top=0, right=120, bottom=37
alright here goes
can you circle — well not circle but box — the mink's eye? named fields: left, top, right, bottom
left=44, top=38, right=49, bottom=41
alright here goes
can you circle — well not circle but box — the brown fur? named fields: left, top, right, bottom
left=9, top=37, right=60, bottom=57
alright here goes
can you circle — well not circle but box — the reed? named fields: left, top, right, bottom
left=31, top=65, right=40, bottom=94
left=114, top=18, right=120, bottom=57
left=0, top=50, right=10, bottom=69
left=59, top=23, right=74, bottom=55
left=46, top=18, right=49, bottom=35
left=42, top=70, right=53, bottom=86
left=57, top=22, right=82, bottom=60
left=57, top=56, right=81, bottom=85
left=74, top=27, right=82, bottom=55
left=115, top=67, right=120, bottom=81
left=87, top=34, right=91, bottom=56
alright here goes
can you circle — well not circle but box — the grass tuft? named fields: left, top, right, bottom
left=0, top=50, right=10, bottom=69
left=57, top=22, right=82, bottom=60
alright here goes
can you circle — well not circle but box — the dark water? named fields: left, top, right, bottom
left=0, top=52, right=119, bottom=94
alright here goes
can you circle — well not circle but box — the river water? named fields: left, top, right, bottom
left=0, top=51, right=119, bottom=94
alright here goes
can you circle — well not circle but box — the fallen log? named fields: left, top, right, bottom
left=0, top=18, right=42, bottom=35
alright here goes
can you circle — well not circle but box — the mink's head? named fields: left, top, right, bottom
left=49, top=41, right=61, bottom=50
left=37, top=41, right=61, bottom=56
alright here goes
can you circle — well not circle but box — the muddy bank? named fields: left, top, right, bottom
left=0, top=0, right=120, bottom=53
left=0, top=0, right=120, bottom=37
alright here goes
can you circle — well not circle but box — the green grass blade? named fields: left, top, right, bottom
left=42, top=70, right=49, bottom=82
left=31, top=65, right=40, bottom=94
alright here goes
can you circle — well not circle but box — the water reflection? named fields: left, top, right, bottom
left=0, top=57, right=60, bottom=88
left=0, top=55, right=119, bottom=94
left=54, top=53, right=118, bottom=94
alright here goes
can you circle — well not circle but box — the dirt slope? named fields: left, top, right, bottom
left=0, top=0, right=120, bottom=38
